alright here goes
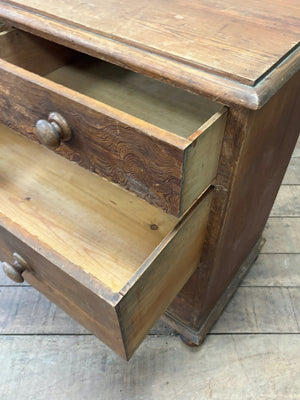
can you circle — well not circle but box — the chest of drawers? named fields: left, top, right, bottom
left=0, top=0, right=299, bottom=359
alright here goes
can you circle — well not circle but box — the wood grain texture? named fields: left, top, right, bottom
left=1, top=287, right=300, bottom=335
left=0, top=335, right=299, bottom=400
left=118, top=192, right=212, bottom=358
left=0, top=198, right=211, bottom=359
left=0, top=287, right=88, bottom=334
left=0, top=126, right=212, bottom=358
left=2, top=0, right=300, bottom=86
left=180, top=109, right=227, bottom=214
left=0, top=35, right=225, bottom=215
left=6, top=254, right=299, bottom=289
left=0, top=58, right=186, bottom=215
left=0, top=189, right=210, bottom=352
left=166, top=68, right=300, bottom=333
left=0, top=199, right=171, bottom=358
left=0, top=125, right=177, bottom=292
left=0, top=3, right=299, bottom=110
left=0, top=225, right=127, bottom=357
left=0, top=285, right=175, bottom=336
left=0, top=150, right=298, bottom=396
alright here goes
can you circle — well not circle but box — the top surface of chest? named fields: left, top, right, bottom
left=1, top=0, right=300, bottom=86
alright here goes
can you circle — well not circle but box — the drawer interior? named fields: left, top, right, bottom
left=0, top=28, right=222, bottom=139
left=0, top=123, right=212, bottom=358
left=45, top=57, right=221, bottom=138
left=0, top=124, right=177, bottom=292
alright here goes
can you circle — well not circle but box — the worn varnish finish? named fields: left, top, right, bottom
left=165, top=69, right=300, bottom=335
left=0, top=29, right=226, bottom=216
left=0, top=0, right=299, bottom=110
left=3, top=0, right=299, bottom=84
left=0, top=0, right=300, bottom=85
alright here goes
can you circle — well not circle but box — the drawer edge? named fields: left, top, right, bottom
left=180, top=108, right=227, bottom=215
left=117, top=191, right=213, bottom=358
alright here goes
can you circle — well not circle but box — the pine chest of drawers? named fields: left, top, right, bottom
left=0, top=0, right=299, bottom=359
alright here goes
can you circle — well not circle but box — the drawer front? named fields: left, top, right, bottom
left=0, top=29, right=226, bottom=216
left=0, top=124, right=212, bottom=359
left=0, top=58, right=183, bottom=214
left=0, top=225, right=124, bottom=354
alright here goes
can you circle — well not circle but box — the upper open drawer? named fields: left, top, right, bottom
left=0, top=28, right=226, bottom=216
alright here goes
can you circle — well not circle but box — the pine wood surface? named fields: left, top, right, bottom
left=0, top=125, right=178, bottom=292
left=1, top=0, right=299, bottom=86
left=0, top=2, right=299, bottom=109
left=0, top=140, right=299, bottom=398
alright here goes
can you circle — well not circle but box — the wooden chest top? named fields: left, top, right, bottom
left=0, top=0, right=299, bottom=109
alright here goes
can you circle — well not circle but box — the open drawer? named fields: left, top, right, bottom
left=0, top=28, right=226, bottom=216
left=0, top=124, right=212, bottom=359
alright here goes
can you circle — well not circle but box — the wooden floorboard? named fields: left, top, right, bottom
left=0, top=135, right=299, bottom=399
left=262, top=218, right=300, bottom=253
left=2, top=285, right=300, bottom=335
left=270, top=186, right=300, bottom=217
left=241, top=254, right=300, bottom=286
left=0, top=287, right=88, bottom=335
left=212, top=287, right=300, bottom=333
left=0, top=335, right=299, bottom=400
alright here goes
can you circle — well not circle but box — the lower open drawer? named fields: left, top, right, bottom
left=0, top=124, right=212, bottom=359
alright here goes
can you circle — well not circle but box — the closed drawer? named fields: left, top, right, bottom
left=0, top=28, right=226, bottom=216
left=0, top=124, right=212, bottom=359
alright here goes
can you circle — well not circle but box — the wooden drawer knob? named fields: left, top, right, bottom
left=36, top=112, right=71, bottom=150
left=1, top=253, right=29, bottom=283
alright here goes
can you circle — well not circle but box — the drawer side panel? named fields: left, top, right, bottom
left=118, top=191, right=212, bottom=358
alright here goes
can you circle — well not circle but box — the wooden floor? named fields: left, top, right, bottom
left=0, top=136, right=299, bottom=400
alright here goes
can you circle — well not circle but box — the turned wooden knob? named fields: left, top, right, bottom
left=1, top=253, right=29, bottom=283
left=36, top=112, right=71, bottom=150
